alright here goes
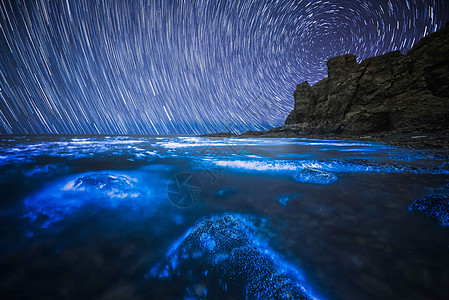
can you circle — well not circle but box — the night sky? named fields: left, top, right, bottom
left=1, top=0, right=448, bottom=135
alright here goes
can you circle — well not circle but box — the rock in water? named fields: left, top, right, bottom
left=150, top=215, right=316, bottom=300
left=23, top=172, right=144, bottom=229
left=74, top=173, right=133, bottom=189
left=410, top=194, right=449, bottom=227
left=278, top=194, right=295, bottom=206
left=73, top=173, right=135, bottom=196
left=281, top=23, right=449, bottom=135
left=294, top=168, right=338, bottom=184
left=215, top=187, right=239, bottom=198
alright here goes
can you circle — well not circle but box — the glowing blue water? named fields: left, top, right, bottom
left=23, top=170, right=167, bottom=230
left=0, top=135, right=448, bottom=299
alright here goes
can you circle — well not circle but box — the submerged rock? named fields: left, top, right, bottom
left=150, top=215, right=316, bottom=299
left=23, top=172, right=153, bottom=229
left=73, top=173, right=134, bottom=192
left=294, top=168, right=338, bottom=184
left=278, top=194, right=299, bottom=206
left=215, top=188, right=239, bottom=198
left=71, top=173, right=139, bottom=199
left=410, top=194, right=449, bottom=228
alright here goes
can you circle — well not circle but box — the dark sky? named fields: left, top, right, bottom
left=0, top=0, right=448, bottom=135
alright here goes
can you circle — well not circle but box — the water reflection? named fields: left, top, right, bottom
left=0, top=135, right=448, bottom=299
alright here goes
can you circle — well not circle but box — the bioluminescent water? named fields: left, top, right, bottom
left=0, top=135, right=448, bottom=299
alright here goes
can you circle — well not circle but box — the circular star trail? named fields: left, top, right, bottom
left=0, top=0, right=448, bottom=135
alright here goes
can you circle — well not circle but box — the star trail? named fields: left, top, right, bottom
left=0, top=0, right=448, bottom=135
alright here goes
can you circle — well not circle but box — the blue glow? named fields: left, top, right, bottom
left=206, top=158, right=449, bottom=176
left=150, top=223, right=197, bottom=279
left=0, top=136, right=158, bottom=167
left=154, top=137, right=388, bottom=149
left=2, top=136, right=435, bottom=176
left=215, top=188, right=239, bottom=198
left=390, top=151, right=449, bottom=162
left=2, top=135, right=449, bottom=298
left=278, top=194, right=299, bottom=206
left=200, top=233, right=216, bottom=252
left=318, top=148, right=377, bottom=152
left=410, top=194, right=449, bottom=227
left=23, top=169, right=169, bottom=229
left=150, top=214, right=322, bottom=300
left=173, top=215, right=184, bottom=225
left=295, top=168, right=338, bottom=185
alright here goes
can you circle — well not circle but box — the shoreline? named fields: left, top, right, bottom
left=200, top=130, right=449, bottom=150
left=2, top=132, right=448, bottom=150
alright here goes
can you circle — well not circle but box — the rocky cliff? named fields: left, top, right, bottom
left=278, top=22, right=449, bottom=136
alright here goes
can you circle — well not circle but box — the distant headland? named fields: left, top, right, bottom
left=202, top=23, right=449, bottom=149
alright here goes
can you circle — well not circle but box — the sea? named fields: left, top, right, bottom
left=0, top=135, right=448, bottom=299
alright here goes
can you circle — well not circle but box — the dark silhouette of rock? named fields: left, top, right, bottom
left=199, top=24, right=449, bottom=148
left=200, top=132, right=237, bottom=137
left=239, top=130, right=265, bottom=137
left=283, top=23, right=449, bottom=135
left=409, top=182, right=449, bottom=228
left=410, top=194, right=449, bottom=227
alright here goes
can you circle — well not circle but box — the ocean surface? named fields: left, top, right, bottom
left=0, top=135, right=448, bottom=299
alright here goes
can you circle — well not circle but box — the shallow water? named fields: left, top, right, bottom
left=0, top=135, right=448, bottom=299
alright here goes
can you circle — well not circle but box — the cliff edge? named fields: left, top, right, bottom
left=278, top=22, right=449, bottom=137
left=203, top=23, right=449, bottom=148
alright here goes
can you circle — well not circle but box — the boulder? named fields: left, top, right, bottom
left=73, top=173, right=134, bottom=192
left=410, top=194, right=449, bottom=227
left=150, top=215, right=315, bottom=299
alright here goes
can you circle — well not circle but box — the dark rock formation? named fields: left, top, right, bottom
left=150, top=215, right=315, bottom=299
left=282, top=23, right=449, bottom=136
left=200, top=132, right=237, bottom=137
left=410, top=193, right=449, bottom=228
left=200, top=24, right=449, bottom=148
left=239, top=130, right=265, bottom=137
